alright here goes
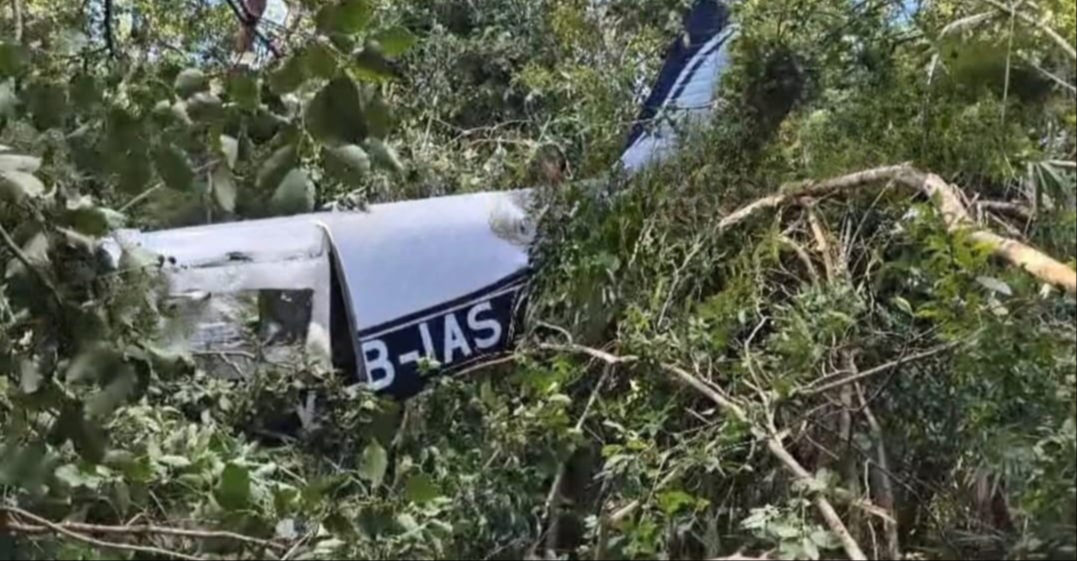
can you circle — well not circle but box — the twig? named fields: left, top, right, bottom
left=778, top=235, right=820, bottom=284
left=120, top=183, right=163, bottom=212
left=981, top=0, right=1077, bottom=60
left=532, top=363, right=616, bottom=560
left=804, top=341, right=961, bottom=396
left=452, top=354, right=518, bottom=379
left=538, top=343, right=638, bottom=365
left=223, top=0, right=281, bottom=58
left=0, top=222, right=63, bottom=307
left=2, top=506, right=206, bottom=561
left=855, top=382, right=900, bottom=560
left=662, top=363, right=867, bottom=561
left=5, top=517, right=285, bottom=552
left=719, top=165, right=1077, bottom=295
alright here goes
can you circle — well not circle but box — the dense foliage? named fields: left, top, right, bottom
left=2, top=0, right=1075, bottom=560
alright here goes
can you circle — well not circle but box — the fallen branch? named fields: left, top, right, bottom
left=532, top=362, right=617, bottom=560
left=662, top=364, right=867, bottom=561
left=2, top=506, right=206, bottom=561
left=2, top=513, right=285, bottom=552
left=981, top=0, right=1077, bottom=60
left=538, top=343, right=638, bottom=365
left=719, top=165, right=1077, bottom=295
left=856, top=382, right=900, bottom=560
left=804, top=341, right=961, bottom=396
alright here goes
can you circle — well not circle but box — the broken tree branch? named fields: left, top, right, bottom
left=4, top=516, right=285, bottom=552
left=2, top=506, right=206, bottom=561
left=981, top=0, right=1077, bottom=60
left=223, top=0, right=281, bottom=58
left=805, top=341, right=961, bottom=396
left=719, top=165, right=1077, bottom=296
left=12, top=0, right=23, bottom=43
left=855, top=382, right=900, bottom=560
left=662, top=364, right=867, bottom=561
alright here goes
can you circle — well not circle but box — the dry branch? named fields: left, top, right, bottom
left=662, top=364, right=867, bottom=561
left=856, top=382, right=900, bottom=560
left=2, top=506, right=207, bottom=561
left=804, top=341, right=960, bottom=396
left=3, top=512, right=285, bottom=552
left=719, top=165, right=1077, bottom=296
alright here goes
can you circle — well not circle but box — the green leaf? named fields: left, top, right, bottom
left=304, top=41, right=339, bottom=80
left=154, top=145, right=195, bottom=192
left=353, top=43, right=399, bottom=81
left=55, top=464, right=102, bottom=490
left=0, top=79, right=18, bottom=117
left=404, top=474, right=441, bottom=504
left=69, top=414, right=108, bottom=464
left=364, top=93, right=391, bottom=138
left=19, top=359, right=43, bottom=394
left=0, top=170, right=45, bottom=201
left=216, top=463, right=252, bottom=511
left=364, top=138, right=403, bottom=174
left=318, top=0, right=373, bottom=35
left=257, top=145, right=298, bottom=191
left=270, top=55, right=307, bottom=94
left=85, top=365, right=138, bottom=419
left=0, top=153, right=41, bottom=172
left=219, top=135, right=239, bottom=169
left=323, top=143, right=370, bottom=183
left=64, top=202, right=127, bottom=237
left=771, top=522, right=801, bottom=539
left=4, top=231, right=49, bottom=278
left=306, top=76, right=366, bottom=144
left=658, top=490, right=696, bottom=514
left=211, top=164, right=237, bottom=213
left=358, top=441, right=388, bottom=487
left=271, top=168, right=315, bottom=216
left=186, top=92, right=224, bottom=122
left=0, top=42, right=29, bottom=77
left=66, top=346, right=125, bottom=384
left=25, top=82, right=68, bottom=130
left=70, top=74, right=101, bottom=109
left=372, top=27, right=418, bottom=57
left=174, top=68, right=208, bottom=97
left=227, top=70, right=261, bottom=110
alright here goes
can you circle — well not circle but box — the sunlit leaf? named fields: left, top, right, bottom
left=220, top=135, right=239, bottom=169
left=0, top=170, right=45, bottom=201
left=323, top=143, right=370, bottom=183
left=304, top=41, right=339, bottom=80
left=404, top=474, right=441, bottom=504
left=174, top=68, right=208, bottom=97
left=211, top=163, right=237, bottom=213
left=358, top=441, right=388, bottom=487
left=19, top=359, right=43, bottom=394
left=271, top=168, right=315, bottom=215
left=0, top=153, right=41, bottom=172
left=85, top=365, right=138, bottom=419
left=270, top=55, right=307, bottom=94
left=372, top=27, right=418, bottom=57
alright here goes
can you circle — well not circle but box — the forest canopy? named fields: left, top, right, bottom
left=1, top=0, right=1075, bottom=560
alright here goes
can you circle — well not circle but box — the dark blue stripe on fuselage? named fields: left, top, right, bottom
left=625, top=0, right=731, bottom=147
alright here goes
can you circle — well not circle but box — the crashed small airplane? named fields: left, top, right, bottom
left=101, top=0, right=737, bottom=400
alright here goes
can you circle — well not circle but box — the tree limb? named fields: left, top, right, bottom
left=981, top=0, right=1077, bottom=60
left=223, top=0, right=281, bottom=58
left=4, top=517, right=285, bottom=552
left=12, top=0, right=23, bottom=43
left=720, top=165, right=1077, bottom=295
left=804, top=341, right=961, bottom=396
left=662, top=364, right=867, bottom=561
left=0, top=222, right=63, bottom=307
left=2, top=506, right=206, bottom=561
left=855, top=382, right=900, bottom=560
